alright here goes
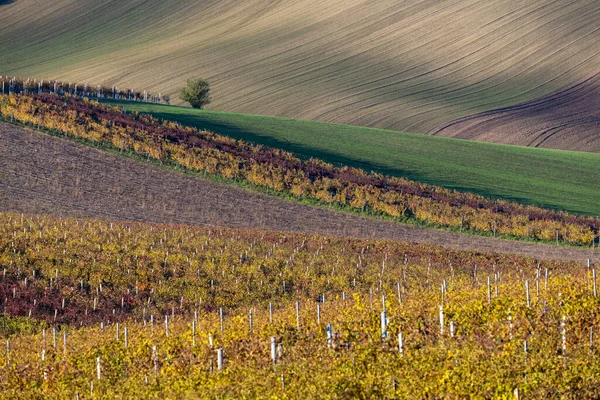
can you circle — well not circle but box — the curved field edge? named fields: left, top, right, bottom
left=1, top=0, right=600, bottom=134
left=101, top=99, right=600, bottom=217
left=430, top=72, right=600, bottom=152
left=0, top=122, right=598, bottom=261
left=5, top=93, right=600, bottom=247
left=1, top=93, right=598, bottom=246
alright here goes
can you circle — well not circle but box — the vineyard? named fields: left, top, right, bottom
left=0, top=211, right=599, bottom=398
left=0, top=76, right=167, bottom=105
left=1, top=92, right=598, bottom=247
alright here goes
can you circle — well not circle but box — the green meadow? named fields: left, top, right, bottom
left=103, top=100, right=600, bottom=216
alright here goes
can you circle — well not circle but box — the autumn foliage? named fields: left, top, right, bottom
left=0, top=92, right=597, bottom=245
left=0, top=212, right=600, bottom=398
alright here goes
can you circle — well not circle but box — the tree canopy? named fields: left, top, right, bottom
left=180, top=77, right=211, bottom=109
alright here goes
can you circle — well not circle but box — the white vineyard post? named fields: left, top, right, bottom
left=487, top=276, right=491, bottom=304
left=593, top=269, right=597, bottom=298
left=217, top=348, right=223, bottom=371
left=441, top=283, right=445, bottom=306
left=381, top=295, right=388, bottom=340
left=192, top=319, right=196, bottom=346
left=495, top=273, right=499, bottom=298
left=439, top=305, right=444, bottom=335
left=124, top=327, right=129, bottom=349
left=220, top=307, right=224, bottom=333
left=296, top=301, right=300, bottom=330
left=525, top=280, right=530, bottom=308
left=270, top=336, right=277, bottom=365
left=165, top=315, right=169, bottom=338
left=317, top=303, right=321, bottom=325
left=152, top=346, right=158, bottom=376
left=450, top=321, right=455, bottom=338
left=96, top=357, right=101, bottom=380
left=398, top=333, right=403, bottom=356
left=269, top=302, right=273, bottom=324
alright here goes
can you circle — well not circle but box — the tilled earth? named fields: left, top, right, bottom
left=0, top=122, right=596, bottom=262
left=430, top=72, right=600, bottom=152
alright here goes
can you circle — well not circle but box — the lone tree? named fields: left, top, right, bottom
left=180, top=77, right=211, bottom=109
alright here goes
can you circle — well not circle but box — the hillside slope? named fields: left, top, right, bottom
left=0, top=122, right=596, bottom=261
left=430, top=72, right=600, bottom=152
left=1, top=0, right=599, bottom=133
left=102, top=99, right=600, bottom=217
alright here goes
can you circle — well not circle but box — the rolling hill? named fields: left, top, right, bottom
left=430, top=71, right=600, bottom=152
left=0, top=121, right=596, bottom=261
left=1, top=0, right=599, bottom=135
left=101, top=99, right=600, bottom=217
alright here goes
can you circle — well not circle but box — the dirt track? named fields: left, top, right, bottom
left=430, top=72, right=600, bottom=152
left=0, top=122, right=596, bottom=262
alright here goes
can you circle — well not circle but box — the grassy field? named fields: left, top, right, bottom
left=1, top=0, right=599, bottom=134
left=102, top=100, right=600, bottom=217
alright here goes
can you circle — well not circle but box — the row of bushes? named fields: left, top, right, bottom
left=0, top=92, right=597, bottom=245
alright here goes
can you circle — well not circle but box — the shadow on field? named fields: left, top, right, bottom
left=124, top=107, right=544, bottom=207
left=0, top=0, right=14, bottom=5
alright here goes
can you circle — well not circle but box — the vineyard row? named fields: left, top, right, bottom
left=0, top=93, right=598, bottom=246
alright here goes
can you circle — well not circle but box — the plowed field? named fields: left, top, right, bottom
left=0, top=122, right=596, bottom=261
left=1, top=0, right=599, bottom=133
left=430, top=72, right=600, bottom=152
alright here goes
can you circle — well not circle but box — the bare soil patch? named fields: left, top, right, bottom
left=2, top=0, right=600, bottom=133
left=0, top=122, right=596, bottom=261
left=430, top=73, right=600, bottom=152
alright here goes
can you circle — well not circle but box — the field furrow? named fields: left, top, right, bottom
left=1, top=0, right=599, bottom=135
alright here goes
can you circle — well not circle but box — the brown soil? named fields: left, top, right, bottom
left=2, top=0, right=600, bottom=133
left=430, top=72, right=600, bottom=152
left=0, top=122, right=596, bottom=262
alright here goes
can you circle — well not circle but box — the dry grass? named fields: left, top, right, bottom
left=0, top=122, right=596, bottom=262
left=430, top=71, right=600, bottom=152
left=1, top=0, right=599, bottom=133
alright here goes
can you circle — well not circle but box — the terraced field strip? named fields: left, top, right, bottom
left=1, top=0, right=599, bottom=133
left=0, top=122, right=597, bottom=261
left=102, top=100, right=600, bottom=217
left=430, top=71, right=600, bottom=152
